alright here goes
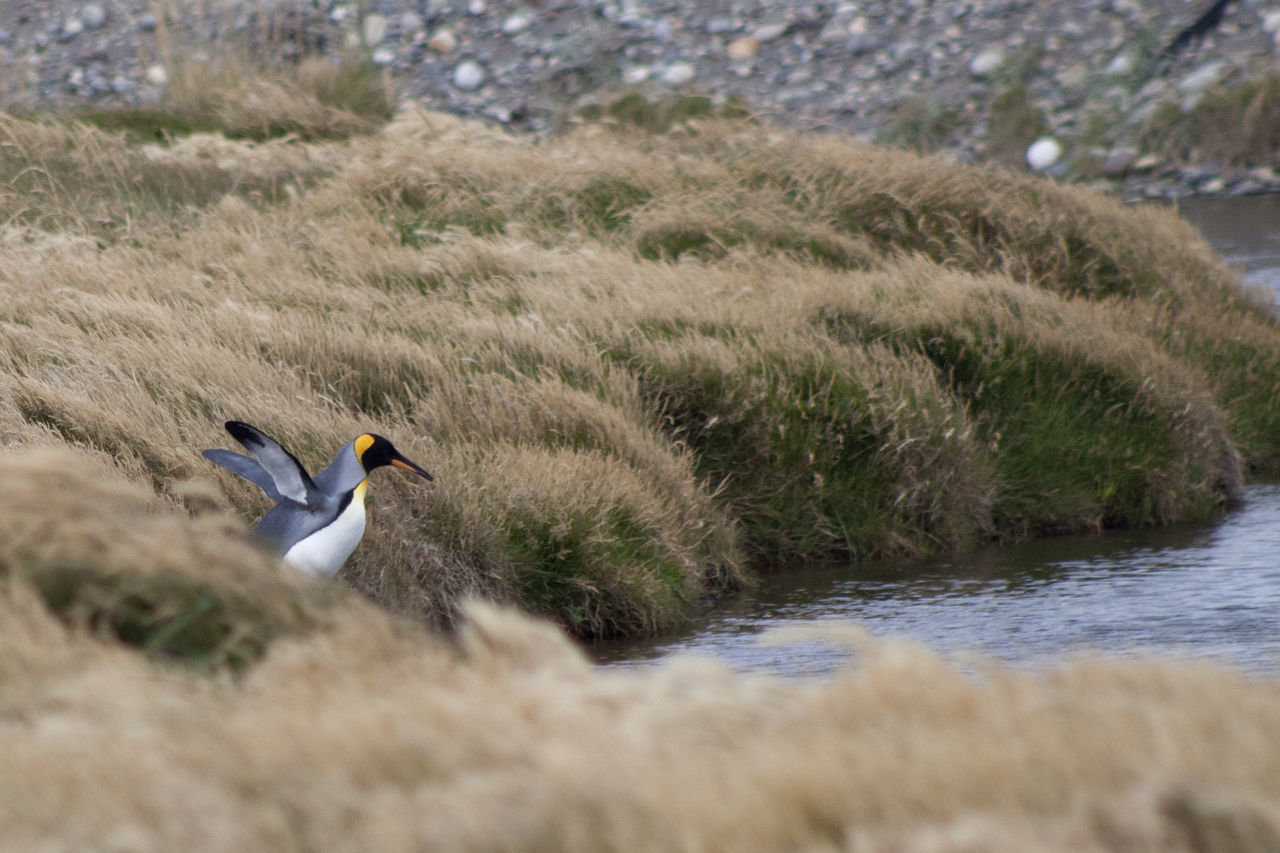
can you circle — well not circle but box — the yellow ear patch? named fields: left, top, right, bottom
left=354, top=434, right=375, bottom=462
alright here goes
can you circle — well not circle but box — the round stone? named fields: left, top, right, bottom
left=727, top=36, right=758, bottom=62
left=660, top=62, right=695, bottom=86
left=1026, top=137, right=1063, bottom=171
left=502, top=13, right=529, bottom=35
left=83, top=4, right=106, bottom=28
left=968, top=48, right=1004, bottom=79
left=1105, top=53, right=1133, bottom=76
left=428, top=28, right=458, bottom=52
left=453, top=60, right=486, bottom=91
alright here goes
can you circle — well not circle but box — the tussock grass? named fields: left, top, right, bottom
left=0, top=111, right=340, bottom=240
left=0, top=450, right=335, bottom=671
left=161, top=57, right=394, bottom=142
left=0, top=106, right=1276, bottom=636
left=1139, top=74, right=1280, bottom=167
left=577, top=91, right=754, bottom=133
left=0, top=587, right=1278, bottom=850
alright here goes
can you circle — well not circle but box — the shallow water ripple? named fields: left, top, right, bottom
left=597, top=484, right=1280, bottom=679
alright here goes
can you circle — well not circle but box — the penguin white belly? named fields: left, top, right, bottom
left=284, top=481, right=368, bottom=576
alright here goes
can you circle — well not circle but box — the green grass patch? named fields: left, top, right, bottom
left=478, top=444, right=728, bottom=639
left=578, top=91, right=754, bottom=133
left=0, top=450, right=331, bottom=673
left=27, top=565, right=295, bottom=673
left=915, top=332, right=1197, bottom=534
left=879, top=96, right=961, bottom=153
left=610, top=331, right=987, bottom=566
left=813, top=278, right=1240, bottom=538
left=60, top=108, right=227, bottom=143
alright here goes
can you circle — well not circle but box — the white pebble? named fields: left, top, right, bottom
left=1105, top=53, right=1133, bottom=76
left=146, top=63, right=168, bottom=86
left=502, top=13, right=529, bottom=35
left=1026, top=137, right=1063, bottom=171
left=660, top=62, right=695, bottom=86
left=82, top=4, right=106, bottom=29
left=453, top=60, right=486, bottom=91
left=751, top=22, right=787, bottom=43
left=968, top=48, right=1004, bottom=78
left=622, top=65, right=650, bottom=84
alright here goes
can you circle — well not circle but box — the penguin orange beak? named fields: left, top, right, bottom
left=391, top=455, right=433, bottom=481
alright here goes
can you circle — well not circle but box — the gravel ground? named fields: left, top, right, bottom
left=3, top=0, right=1280, bottom=197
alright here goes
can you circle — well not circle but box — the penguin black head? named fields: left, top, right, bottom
left=354, top=433, right=433, bottom=481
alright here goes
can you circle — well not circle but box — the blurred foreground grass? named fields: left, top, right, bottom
left=0, top=467, right=1276, bottom=851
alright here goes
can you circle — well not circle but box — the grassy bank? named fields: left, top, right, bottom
left=1, top=101, right=1278, bottom=637
left=2, top=91, right=1280, bottom=848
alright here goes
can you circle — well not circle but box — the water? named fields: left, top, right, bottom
left=595, top=484, right=1280, bottom=676
left=1179, top=194, right=1280, bottom=301
left=596, top=194, right=1280, bottom=678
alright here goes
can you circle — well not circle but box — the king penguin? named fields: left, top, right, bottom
left=203, top=421, right=433, bottom=576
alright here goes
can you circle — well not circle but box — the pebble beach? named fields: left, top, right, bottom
left=3, top=0, right=1280, bottom=197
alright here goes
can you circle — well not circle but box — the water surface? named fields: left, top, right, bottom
left=596, top=194, right=1280, bottom=678
left=595, top=485, right=1280, bottom=677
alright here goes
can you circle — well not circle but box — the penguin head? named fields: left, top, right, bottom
left=354, top=434, right=433, bottom=481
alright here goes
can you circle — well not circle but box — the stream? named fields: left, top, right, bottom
left=594, top=194, right=1280, bottom=678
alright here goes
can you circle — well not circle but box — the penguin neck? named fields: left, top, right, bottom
left=348, top=478, right=369, bottom=507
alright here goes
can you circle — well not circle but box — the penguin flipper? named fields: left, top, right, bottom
left=223, top=421, right=318, bottom=505
left=202, top=449, right=284, bottom=502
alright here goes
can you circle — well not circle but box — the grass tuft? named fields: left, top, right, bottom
left=1139, top=74, right=1280, bottom=166
left=0, top=450, right=335, bottom=672
left=0, top=107, right=1274, bottom=634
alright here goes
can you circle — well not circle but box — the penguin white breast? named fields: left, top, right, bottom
left=284, top=480, right=369, bottom=576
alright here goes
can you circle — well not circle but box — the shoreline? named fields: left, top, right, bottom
left=4, top=0, right=1280, bottom=200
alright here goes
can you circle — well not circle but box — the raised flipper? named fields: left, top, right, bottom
left=206, top=421, right=318, bottom=505
left=201, top=448, right=283, bottom=502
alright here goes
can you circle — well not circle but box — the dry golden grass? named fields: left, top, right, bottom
left=1, top=105, right=1276, bottom=634
left=1, top=102, right=1279, bottom=848
left=0, top=451, right=1277, bottom=850
left=0, top=515, right=1277, bottom=850
left=162, top=56, right=394, bottom=142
